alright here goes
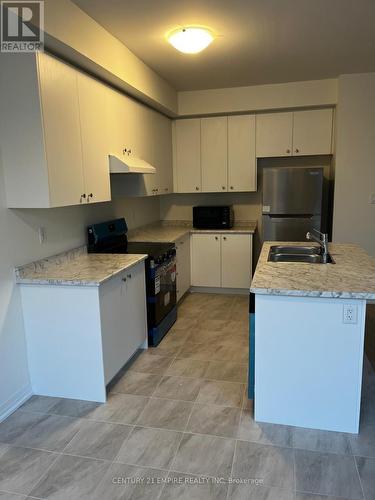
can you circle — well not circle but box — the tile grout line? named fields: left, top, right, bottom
left=226, top=438, right=238, bottom=500
left=350, top=438, right=366, bottom=500
left=156, top=384, right=199, bottom=498
left=19, top=446, right=64, bottom=499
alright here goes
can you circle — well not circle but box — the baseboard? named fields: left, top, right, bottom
left=190, top=286, right=249, bottom=295
left=0, top=384, right=33, bottom=422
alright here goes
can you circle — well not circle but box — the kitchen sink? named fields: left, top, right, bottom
left=268, top=245, right=335, bottom=264
left=269, top=245, right=321, bottom=255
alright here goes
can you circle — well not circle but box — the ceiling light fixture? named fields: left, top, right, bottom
left=166, top=27, right=214, bottom=54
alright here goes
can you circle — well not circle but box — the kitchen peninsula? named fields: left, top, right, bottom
left=251, top=242, right=375, bottom=433
left=15, top=249, right=148, bottom=403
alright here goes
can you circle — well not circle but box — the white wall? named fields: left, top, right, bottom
left=0, top=151, right=160, bottom=419
left=160, top=192, right=261, bottom=223
left=333, top=73, right=375, bottom=256
left=178, top=79, right=337, bottom=116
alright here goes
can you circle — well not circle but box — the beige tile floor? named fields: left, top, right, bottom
left=0, top=292, right=374, bottom=499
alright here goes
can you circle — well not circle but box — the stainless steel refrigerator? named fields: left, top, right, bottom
left=262, top=166, right=324, bottom=241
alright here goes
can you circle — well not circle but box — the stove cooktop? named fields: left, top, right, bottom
left=127, top=241, right=175, bottom=259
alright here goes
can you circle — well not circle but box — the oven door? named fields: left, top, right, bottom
left=147, top=256, right=177, bottom=327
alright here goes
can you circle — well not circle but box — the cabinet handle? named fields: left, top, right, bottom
left=87, top=193, right=93, bottom=203
left=223, top=236, right=227, bottom=241
left=123, top=148, right=132, bottom=155
left=215, top=236, right=218, bottom=240
left=122, top=277, right=127, bottom=282
left=80, top=193, right=86, bottom=203
left=230, top=186, right=234, bottom=190
left=164, top=188, right=169, bottom=192
left=295, top=148, right=299, bottom=153
left=195, top=186, right=199, bottom=191
left=127, top=274, right=132, bottom=279
left=222, top=186, right=225, bottom=190
left=286, top=149, right=291, bottom=154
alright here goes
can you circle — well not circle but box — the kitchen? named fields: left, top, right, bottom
left=0, top=1, right=375, bottom=499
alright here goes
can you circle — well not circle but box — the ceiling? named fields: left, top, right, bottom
left=73, top=0, right=375, bottom=91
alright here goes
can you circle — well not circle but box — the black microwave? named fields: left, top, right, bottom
left=193, top=206, right=234, bottom=229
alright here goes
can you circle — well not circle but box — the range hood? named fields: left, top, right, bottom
left=109, top=154, right=156, bottom=174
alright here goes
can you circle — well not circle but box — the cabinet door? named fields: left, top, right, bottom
left=191, top=234, right=221, bottom=287
left=77, top=73, right=111, bottom=204
left=37, top=52, right=85, bottom=206
left=228, top=115, right=256, bottom=192
left=152, top=110, right=173, bottom=195
left=124, top=262, right=148, bottom=350
left=174, top=119, right=201, bottom=193
left=292, top=109, right=333, bottom=156
left=256, top=112, right=293, bottom=158
left=176, top=233, right=191, bottom=301
left=201, top=116, right=228, bottom=192
left=99, top=262, right=147, bottom=384
left=221, top=234, right=252, bottom=289
left=107, top=87, right=129, bottom=159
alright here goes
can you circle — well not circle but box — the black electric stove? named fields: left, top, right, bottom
left=87, top=218, right=177, bottom=346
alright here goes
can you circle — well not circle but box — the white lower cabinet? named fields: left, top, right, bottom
left=176, top=233, right=191, bottom=301
left=191, top=233, right=252, bottom=289
left=191, top=234, right=222, bottom=287
left=99, top=261, right=147, bottom=384
left=221, top=234, right=252, bottom=288
left=19, top=261, right=147, bottom=403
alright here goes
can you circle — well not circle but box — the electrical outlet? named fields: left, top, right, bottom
left=38, top=227, right=46, bottom=244
left=369, top=193, right=375, bottom=205
left=343, top=304, right=358, bottom=324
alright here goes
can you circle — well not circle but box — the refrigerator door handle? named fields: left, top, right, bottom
left=266, top=214, right=315, bottom=219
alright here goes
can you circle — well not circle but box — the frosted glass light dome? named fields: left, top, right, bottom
left=167, top=27, right=214, bottom=54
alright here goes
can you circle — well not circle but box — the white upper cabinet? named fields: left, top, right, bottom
left=107, top=87, right=128, bottom=159
left=173, top=115, right=257, bottom=193
left=37, top=53, right=85, bottom=207
left=256, top=109, right=333, bottom=158
left=0, top=52, right=113, bottom=208
left=150, top=110, right=173, bottom=195
left=256, top=112, right=293, bottom=158
left=108, top=92, right=173, bottom=198
left=228, top=115, right=256, bottom=192
left=292, top=109, right=333, bottom=156
left=174, top=119, right=201, bottom=193
left=77, top=73, right=111, bottom=204
left=201, top=116, right=228, bottom=192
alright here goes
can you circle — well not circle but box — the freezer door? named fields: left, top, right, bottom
left=263, top=215, right=322, bottom=242
left=262, top=167, right=323, bottom=215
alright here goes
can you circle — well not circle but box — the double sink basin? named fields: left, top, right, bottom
left=268, top=245, right=334, bottom=264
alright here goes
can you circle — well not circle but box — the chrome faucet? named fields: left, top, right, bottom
left=306, top=229, right=329, bottom=263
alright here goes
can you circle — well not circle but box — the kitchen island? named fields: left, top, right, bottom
left=250, top=242, right=375, bottom=433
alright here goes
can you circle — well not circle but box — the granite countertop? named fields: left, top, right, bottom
left=251, top=242, right=375, bottom=300
left=15, top=247, right=147, bottom=287
left=128, top=221, right=257, bottom=243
